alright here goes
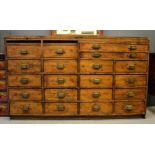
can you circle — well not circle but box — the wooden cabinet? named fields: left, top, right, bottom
left=5, top=36, right=149, bottom=118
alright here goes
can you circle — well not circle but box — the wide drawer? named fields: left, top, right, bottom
left=0, top=104, right=8, bottom=116
left=8, top=60, right=41, bottom=73
left=10, top=101, right=42, bottom=115
left=9, top=89, right=42, bottom=101
left=0, top=71, right=6, bottom=79
left=80, top=89, right=112, bottom=102
left=115, top=89, right=146, bottom=100
left=115, top=101, right=145, bottom=115
left=8, top=75, right=41, bottom=87
left=0, top=61, right=5, bottom=69
left=7, top=45, right=41, bottom=58
left=45, top=89, right=77, bottom=102
left=0, top=80, right=6, bottom=90
left=80, top=75, right=113, bottom=88
left=0, top=92, right=7, bottom=102
left=44, top=75, right=77, bottom=87
left=80, top=102, right=113, bottom=115
left=80, top=60, right=113, bottom=73
left=45, top=103, right=77, bottom=115
left=115, top=61, right=148, bottom=73
left=115, top=75, right=147, bottom=88
left=44, top=60, right=77, bottom=73
left=43, top=43, right=77, bottom=58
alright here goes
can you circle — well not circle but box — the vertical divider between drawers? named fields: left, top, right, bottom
left=112, top=60, right=116, bottom=113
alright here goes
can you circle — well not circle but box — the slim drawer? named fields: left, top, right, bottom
left=43, top=43, right=77, bottom=58
left=7, top=45, right=41, bottom=58
left=0, top=80, right=6, bottom=90
left=10, top=101, right=42, bottom=115
left=8, top=75, right=41, bottom=87
left=115, top=89, right=146, bottom=100
left=9, top=89, right=42, bottom=101
left=0, top=71, right=6, bottom=79
left=44, top=75, right=77, bottom=87
left=80, top=75, right=113, bottom=88
left=80, top=60, right=113, bottom=73
left=8, top=60, right=41, bottom=73
left=80, top=102, right=113, bottom=115
left=45, top=103, right=77, bottom=115
left=44, top=60, right=77, bottom=73
left=0, top=61, right=5, bottom=69
left=115, top=75, right=147, bottom=88
left=115, top=61, right=148, bottom=73
left=115, top=101, right=145, bottom=115
left=45, top=89, right=77, bottom=102
left=80, top=89, right=112, bottom=102
left=0, top=92, right=7, bottom=101
left=0, top=104, right=8, bottom=116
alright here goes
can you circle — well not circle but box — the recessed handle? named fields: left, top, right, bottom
left=21, top=93, right=30, bottom=99
left=124, top=105, right=133, bottom=111
left=0, top=105, right=6, bottom=112
left=55, top=49, right=65, bottom=55
left=128, top=53, right=137, bottom=58
left=20, top=78, right=29, bottom=84
left=126, top=77, right=135, bottom=84
left=57, top=104, right=65, bottom=111
left=56, top=78, right=65, bottom=84
left=20, top=64, right=30, bottom=70
left=126, top=91, right=135, bottom=97
left=56, top=64, right=65, bottom=70
left=92, top=43, right=101, bottom=50
left=92, top=104, right=101, bottom=112
left=92, top=52, right=102, bottom=58
left=128, top=44, right=137, bottom=50
left=127, top=64, right=135, bottom=70
left=22, top=105, right=30, bottom=113
left=91, top=78, right=102, bottom=84
left=20, top=49, right=29, bottom=55
left=57, top=92, right=66, bottom=99
left=92, top=92, right=101, bottom=98
left=92, top=63, right=102, bottom=70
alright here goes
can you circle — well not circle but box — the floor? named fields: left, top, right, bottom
left=0, top=107, right=155, bottom=124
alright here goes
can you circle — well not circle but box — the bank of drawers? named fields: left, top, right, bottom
left=6, top=38, right=149, bottom=117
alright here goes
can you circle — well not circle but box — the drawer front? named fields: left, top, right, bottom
left=115, top=89, right=146, bottom=100
left=0, top=61, right=5, bottom=69
left=116, top=61, right=148, bottom=73
left=115, top=75, right=147, bottom=88
left=115, top=101, right=145, bottom=115
left=44, top=60, right=77, bottom=73
left=43, top=43, right=77, bottom=58
left=0, top=104, right=8, bottom=116
left=8, top=60, right=41, bottom=73
left=8, top=75, right=41, bottom=87
left=80, top=102, right=113, bottom=115
left=10, top=101, right=42, bottom=115
left=9, top=89, right=42, bottom=101
left=45, top=89, right=77, bottom=102
left=45, top=103, right=77, bottom=115
left=80, top=60, right=113, bottom=73
left=80, top=43, right=148, bottom=52
left=0, top=80, right=6, bottom=89
left=7, top=45, right=41, bottom=58
left=80, top=89, right=112, bottom=102
left=44, top=75, right=77, bottom=87
left=0, top=71, right=6, bottom=79
left=80, top=75, right=113, bottom=88
left=0, top=92, right=7, bottom=101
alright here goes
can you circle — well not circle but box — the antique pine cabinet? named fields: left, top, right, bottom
left=5, top=36, right=149, bottom=119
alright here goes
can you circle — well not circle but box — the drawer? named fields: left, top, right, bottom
left=45, top=103, right=77, bottom=115
left=10, top=101, right=42, bottom=115
left=115, top=61, right=148, bottom=73
left=80, top=75, right=113, bottom=88
left=8, top=75, right=41, bottom=87
left=43, top=43, right=77, bottom=58
left=80, top=102, right=113, bottom=115
left=80, top=60, right=113, bottom=73
left=44, top=60, right=77, bottom=73
left=0, top=104, right=8, bottom=116
left=115, top=89, right=146, bottom=100
left=0, top=80, right=6, bottom=90
left=115, top=75, right=147, bottom=88
left=0, top=61, right=5, bottom=69
left=44, top=75, right=77, bottom=87
left=9, top=89, right=42, bottom=101
left=0, top=71, right=6, bottom=79
left=80, top=43, right=148, bottom=52
left=7, top=45, right=41, bottom=58
left=115, top=101, right=145, bottom=115
left=0, top=92, right=7, bottom=101
left=80, top=89, right=112, bottom=102
left=8, top=60, right=41, bottom=73
left=45, top=89, right=77, bottom=102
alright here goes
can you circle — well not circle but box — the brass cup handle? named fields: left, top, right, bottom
left=92, top=104, right=101, bottom=112
left=0, top=105, right=6, bottom=112
left=124, top=105, right=133, bottom=111
left=57, top=92, right=66, bottom=99
left=57, top=104, right=65, bottom=111
left=21, top=93, right=30, bottom=99
left=128, top=53, right=137, bottom=58
left=92, top=44, right=101, bottom=50
left=55, top=49, right=65, bottom=55
left=57, top=64, right=65, bottom=70
left=22, top=105, right=30, bottom=113
left=92, top=52, right=102, bottom=58
left=127, top=64, right=136, bottom=70
left=126, top=91, right=135, bottom=97
left=92, top=92, right=101, bottom=98
left=92, top=64, right=102, bottom=70
left=56, top=78, right=65, bottom=84
left=91, top=78, right=102, bottom=84
left=20, top=49, right=29, bottom=55
left=20, top=78, right=29, bottom=84
left=20, top=64, right=30, bottom=70
left=128, top=44, right=137, bottom=50
left=126, top=77, right=135, bottom=84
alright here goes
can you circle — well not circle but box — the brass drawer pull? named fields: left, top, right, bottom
left=92, top=63, right=102, bottom=70
left=128, top=53, right=137, bottom=58
left=57, top=78, right=65, bottom=84
left=20, top=49, right=29, bottom=55
left=91, top=78, right=102, bottom=84
left=56, top=49, right=65, bottom=55
left=57, top=92, right=66, bottom=99
left=20, top=64, right=30, bottom=70
left=57, top=64, right=65, bottom=70
left=92, top=43, right=101, bottom=50
left=126, top=77, right=135, bottom=84
left=126, top=91, right=135, bottom=97
left=127, top=64, right=135, bottom=70
left=92, top=52, right=102, bottom=58
left=124, top=105, right=133, bottom=111
left=21, top=93, right=30, bottom=99
left=0, top=105, right=6, bottom=112
left=20, top=78, right=29, bottom=84
left=128, top=44, right=137, bottom=50
left=22, top=105, right=30, bottom=113
left=57, top=104, right=65, bottom=111
left=92, top=92, right=101, bottom=98
left=92, top=104, right=101, bottom=112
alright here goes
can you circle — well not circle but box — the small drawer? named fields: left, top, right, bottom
left=8, top=60, right=41, bottom=73
left=0, top=92, right=7, bottom=101
left=10, top=101, right=42, bottom=115
left=45, top=103, right=77, bottom=115
left=7, top=45, right=41, bottom=58
left=0, top=104, right=8, bottom=116
left=115, top=101, right=145, bottom=115
left=80, top=75, right=113, bottom=88
left=80, top=102, right=113, bottom=115
left=45, top=89, right=77, bottom=102
left=115, top=75, right=147, bottom=88
left=0, top=80, right=6, bottom=90
left=0, top=71, right=6, bottom=79
left=8, top=75, right=41, bottom=87
left=44, top=60, right=77, bottom=73
left=44, top=75, right=77, bottom=87
left=80, top=60, right=113, bottom=73
left=80, top=89, right=112, bottom=102
left=9, top=89, right=42, bottom=101
left=43, top=43, right=77, bottom=58
left=115, top=61, right=148, bottom=73
left=115, top=89, right=146, bottom=100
